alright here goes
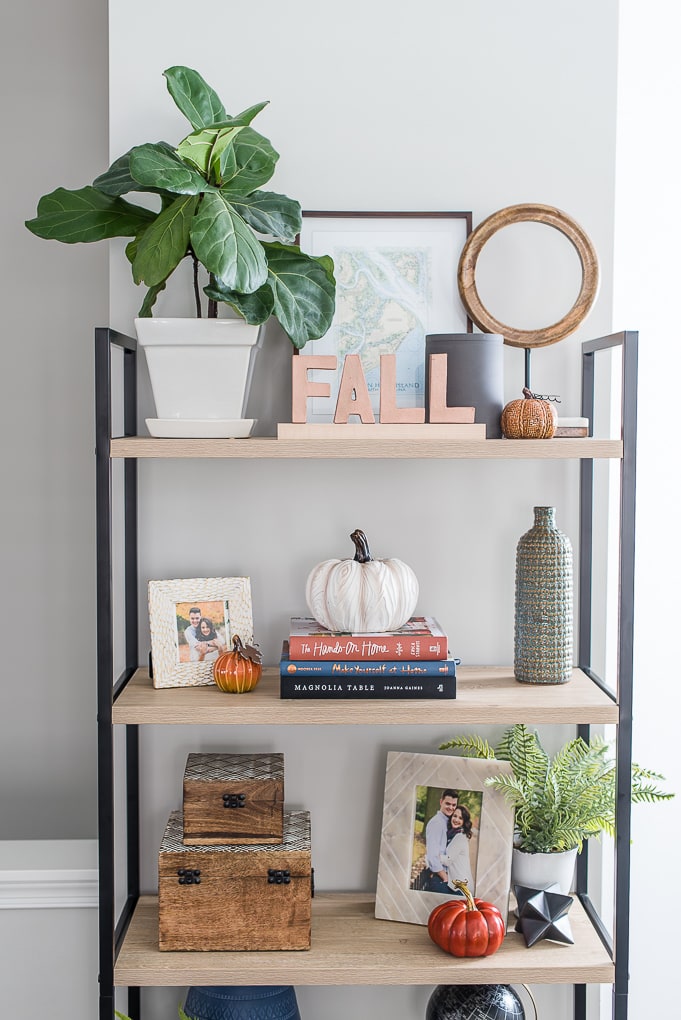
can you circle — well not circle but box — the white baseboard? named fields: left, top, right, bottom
left=0, top=839, right=98, bottom=909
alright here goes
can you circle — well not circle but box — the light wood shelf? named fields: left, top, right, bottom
left=109, top=436, right=623, bottom=460
left=112, top=666, right=618, bottom=725
left=114, top=893, right=614, bottom=987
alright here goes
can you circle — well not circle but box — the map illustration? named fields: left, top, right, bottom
left=309, top=244, right=432, bottom=418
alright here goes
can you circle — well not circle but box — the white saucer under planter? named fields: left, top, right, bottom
left=511, top=845, right=578, bottom=895
left=145, top=418, right=256, bottom=439
left=135, top=317, right=262, bottom=438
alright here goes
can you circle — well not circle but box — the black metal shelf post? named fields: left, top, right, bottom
left=576, top=331, right=638, bottom=1020
left=95, top=328, right=140, bottom=1020
left=95, top=328, right=638, bottom=1020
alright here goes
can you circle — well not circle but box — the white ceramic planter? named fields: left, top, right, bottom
left=134, top=317, right=262, bottom=437
left=511, top=845, right=578, bottom=895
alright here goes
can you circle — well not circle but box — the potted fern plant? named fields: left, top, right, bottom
left=440, top=724, right=673, bottom=893
left=25, top=66, right=336, bottom=437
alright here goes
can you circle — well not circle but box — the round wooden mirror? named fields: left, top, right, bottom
left=457, top=203, right=599, bottom=348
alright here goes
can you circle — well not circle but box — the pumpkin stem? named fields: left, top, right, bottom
left=452, top=879, right=476, bottom=911
left=232, top=634, right=245, bottom=656
left=522, top=387, right=534, bottom=399
left=350, top=529, right=373, bottom=563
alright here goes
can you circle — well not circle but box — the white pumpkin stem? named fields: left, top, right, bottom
left=350, top=529, right=373, bottom=563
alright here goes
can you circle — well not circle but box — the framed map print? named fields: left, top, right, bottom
left=298, top=211, right=472, bottom=422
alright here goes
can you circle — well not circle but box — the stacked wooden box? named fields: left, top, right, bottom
left=158, top=752, right=312, bottom=951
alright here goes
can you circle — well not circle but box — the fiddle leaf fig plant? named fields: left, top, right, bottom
left=440, top=724, right=673, bottom=853
left=25, top=66, right=335, bottom=348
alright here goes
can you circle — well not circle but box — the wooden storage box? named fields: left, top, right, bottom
left=182, top=752, right=284, bottom=845
left=158, top=810, right=312, bottom=951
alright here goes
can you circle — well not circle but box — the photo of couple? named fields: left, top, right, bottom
left=410, top=785, right=482, bottom=895
left=175, top=601, right=230, bottom=664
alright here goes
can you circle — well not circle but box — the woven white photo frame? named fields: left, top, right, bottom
left=148, top=577, right=253, bottom=689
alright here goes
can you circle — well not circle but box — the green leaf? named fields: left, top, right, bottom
left=439, top=735, right=497, bottom=759
left=163, top=66, right=226, bottom=129
left=25, top=186, right=156, bottom=242
left=177, top=125, right=243, bottom=179
left=138, top=279, right=168, bottom=318
left=230, top=191, right=301, bottom=242
left=176, top=104, right=268, bottom=180
left=132, top=194, right=198, bottom=286
left=129, top=144, right=212, bottom=195
left=93, top=144, right=176, bottom=197
left=190, top=192, right=268, bottom=292
left=262, top=242, right=336, bottom=348
left=220, top=127, right=279, bottom=195
left=204, top=278, right=274, bottom=324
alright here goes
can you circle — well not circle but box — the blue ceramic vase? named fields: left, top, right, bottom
left=183, top=985, right=301, bottom=1020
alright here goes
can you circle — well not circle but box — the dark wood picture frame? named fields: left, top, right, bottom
left=298, top=211, right=472, bottom=422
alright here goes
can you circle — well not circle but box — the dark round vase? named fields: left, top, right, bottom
left=426, top=984, right=526, bottom=1020
left=424, top=333, right=504, bottom=438
left=184, top=985, right=301, bottom=1020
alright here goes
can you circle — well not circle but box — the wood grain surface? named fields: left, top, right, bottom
left=113, top=666, right=619, bottom=726
left=116, top=893, right=614, bottom=986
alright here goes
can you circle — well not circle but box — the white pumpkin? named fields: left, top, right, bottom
left=305, top=529, right=419, bottom=633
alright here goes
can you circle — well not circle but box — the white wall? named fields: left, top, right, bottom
left=0, top=0, right=108, bottom=835
left=613, top=2, right=681, bottom=1015
left=109, top=3, right=619, bottom=1019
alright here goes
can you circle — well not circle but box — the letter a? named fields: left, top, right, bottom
left=334, top=354, right=376, bottom=423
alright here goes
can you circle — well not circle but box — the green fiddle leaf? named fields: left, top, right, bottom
left=138, top=278, right=168, bottom=317
left=163, top=66, right=226, bottom=129
left=262, top=242, right=336, bottom=348
left=177, top=103, right=269, bottom=179
left=93, top=144, right=176, bottom=196
left=177, top=125, right=243, bottom=179
left=230, top=191, right=301, bottom=243
left=190, top=192, right=268, bottom=293
left=125, top=233, right=142, bottom=265
left=25, top=186, right=156, bottom=242
left=129, top=143, right=212, bottom=195
left=125, top=192, right=178, bottom=267
left=220, top=127, right=279, bottom=195
left=132, top=194, right=198, bottom=286
left=204, top=278, right=274, bottom=324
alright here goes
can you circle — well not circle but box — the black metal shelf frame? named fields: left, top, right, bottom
left=95, top=328, right=638, bottom=1020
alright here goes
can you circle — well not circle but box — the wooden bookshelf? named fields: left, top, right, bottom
left=114, top=893, right=614, bottom=987
left=112, top=666, right=618, bottom=726
left=109, top=436, right=623, bottom=460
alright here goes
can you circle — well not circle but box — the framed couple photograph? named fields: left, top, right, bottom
left=298, top=211, right=472, bottom=422
left=375, top=750, right=515, bottom=926
left=148, top=577, right=253, bottom=689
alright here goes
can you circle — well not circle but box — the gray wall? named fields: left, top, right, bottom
left=0, top=0, right=108, bottom=836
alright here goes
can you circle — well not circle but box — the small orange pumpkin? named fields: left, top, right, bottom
left=213, top=635, right=263, bottom=693
left=427, top=880, right=505, bottom=958
left=501, top=387, right=555, bottom=439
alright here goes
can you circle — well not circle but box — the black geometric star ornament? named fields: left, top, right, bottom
left=514, top=883, right=574, bottom=947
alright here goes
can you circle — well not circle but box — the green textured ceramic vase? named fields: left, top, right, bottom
left=514, top=506, right=573, bottom=684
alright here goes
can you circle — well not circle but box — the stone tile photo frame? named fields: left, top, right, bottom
left=375, top=750, right=515, bottom=925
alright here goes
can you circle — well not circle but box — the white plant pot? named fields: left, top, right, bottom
left=134, top=317, right=262, bottom=437
left=511, top=845, right=578, bottom=895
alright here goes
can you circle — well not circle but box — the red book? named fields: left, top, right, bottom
left=287, top=616, right=448, bottom=660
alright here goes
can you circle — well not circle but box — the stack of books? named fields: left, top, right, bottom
left=279, top=616, right=457, bottom=700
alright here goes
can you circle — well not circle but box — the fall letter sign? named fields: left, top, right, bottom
left=289, top=353, right=475, bottom=426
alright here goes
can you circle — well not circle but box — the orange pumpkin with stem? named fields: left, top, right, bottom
left=501, top=387, right=555, bottom=439
left=427, top=880, right=505, bottom=957
left=213, top=635, right=263, bottom=693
